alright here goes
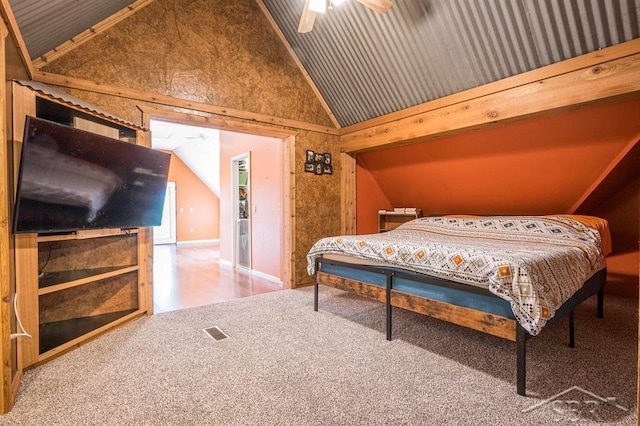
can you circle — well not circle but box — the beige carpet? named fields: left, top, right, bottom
left=1, top=286, right=637, bottom=425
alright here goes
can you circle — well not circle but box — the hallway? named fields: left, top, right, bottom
left=152, top=243, right=282, bottom=313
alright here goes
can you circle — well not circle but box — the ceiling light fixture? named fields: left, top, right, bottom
left=308, top=0, right=327, bottom=13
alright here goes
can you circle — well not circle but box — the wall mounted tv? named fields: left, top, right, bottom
left=13, top=116, right=171, bottom=234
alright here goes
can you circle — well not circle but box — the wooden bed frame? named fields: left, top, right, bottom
left=313, top=256, right=606, bottom=396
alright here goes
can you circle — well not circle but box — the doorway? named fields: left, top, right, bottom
left=143, top=108, right=294, bottom=290
left=232, top=153, right=251, bottom=270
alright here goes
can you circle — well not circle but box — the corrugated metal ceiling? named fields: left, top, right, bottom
left=6, top=0, right=640, bottom=128
left=262, top=0, right=640, bottom=127
left=8, top=0, right=137, bottom=59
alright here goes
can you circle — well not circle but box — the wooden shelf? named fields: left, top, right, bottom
left=38, top=309, right=141, bottom=358
left=38, top=265, right=139, bottom=295
left=378, top=208, right=422, bottom=232
left=37, top=228, right=138, bottom=243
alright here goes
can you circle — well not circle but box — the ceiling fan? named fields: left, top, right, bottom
left=298, top=0, right=393, bottom=33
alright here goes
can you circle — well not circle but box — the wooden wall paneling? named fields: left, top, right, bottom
left=255, top=0, right=341, bottom=129
left=341, top=52, right=640, bottom=153
left=0, top=18, right=13, bottom=413
left=138, top=222, right=152, bottom=314
left=0, top=0, right=33, bottom=79
left=137, top=129, right=153, bottom=313
left=341, top=152, right=356, bottom=235
left=282, top=135, right=295, bottom=289
left=73, top=116, right=119, bottom=139
left=13, top=233, right=38, bottom=370
left=10, top=83, right=34, bottom=185
left=35, top=71, right=339, bottom=136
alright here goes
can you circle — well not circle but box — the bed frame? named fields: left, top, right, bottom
left=313, top=256, right=606, bottom=396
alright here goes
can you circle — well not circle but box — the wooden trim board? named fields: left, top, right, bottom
left=341, top=38, right=640, bottom=136
left=34, top=71, right=339, bottom=135
left=140, top=107, right=295, bottom=289
left=32, top=0, right=156, bottom=69
left=340, top=52, right=640, bottom=153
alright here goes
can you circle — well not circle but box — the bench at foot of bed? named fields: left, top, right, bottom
left=313, top=258, right=606, bottom=396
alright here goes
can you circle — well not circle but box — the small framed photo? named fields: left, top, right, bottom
left=323, top=164, right=333, bottom=175
left=305, top=150, right=315, bottom=164
left=314, top=163, right=323, bottom=175
left=323, top=153, right=332, bottom=165
left=304, top=163, right=314, bottom=173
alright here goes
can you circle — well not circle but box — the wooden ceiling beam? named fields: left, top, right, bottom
left=0, top=0, right=34, bottom=78
left=340, top=42, right=640, bottom=153
left=33, top=70, right=340, bottom=135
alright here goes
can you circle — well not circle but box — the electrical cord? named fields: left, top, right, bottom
left=38, top=242, right=52, bottom=278
left=10, top=293, right=32, bottom=340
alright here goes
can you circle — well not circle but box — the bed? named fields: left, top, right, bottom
left=306, top=215, right=611, bottom=396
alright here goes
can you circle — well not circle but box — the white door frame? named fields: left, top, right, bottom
left=154, top=182, right=177, bottom=244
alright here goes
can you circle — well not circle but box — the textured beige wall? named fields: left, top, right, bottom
left=41, top=0, right=341, bottom=286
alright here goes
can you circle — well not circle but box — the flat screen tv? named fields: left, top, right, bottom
left=13, top=116, right=171, bottom=234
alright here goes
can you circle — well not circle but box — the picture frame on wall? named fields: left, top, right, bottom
left=306, top=150, right=315, bottom=164
left=303, top=150, right=332, bottom=175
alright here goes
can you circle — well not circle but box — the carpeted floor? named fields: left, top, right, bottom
left=1, top=287, right=637, bottom=425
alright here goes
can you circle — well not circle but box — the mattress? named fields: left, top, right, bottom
left=307, top=215, right=609, bottom=335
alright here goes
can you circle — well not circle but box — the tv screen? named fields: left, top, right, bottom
left=13, top=116, right=171, bottom=234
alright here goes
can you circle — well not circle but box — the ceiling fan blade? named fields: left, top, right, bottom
left=298, top=0, right=318, bottom=33
left=355, top=0, right=393, bottom=14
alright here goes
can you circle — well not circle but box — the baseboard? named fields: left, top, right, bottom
left=177, top=239, right=220, bottom=245
left=217, top=259, right=282, bottom=286
left=251, top=269, right=283, bottom=285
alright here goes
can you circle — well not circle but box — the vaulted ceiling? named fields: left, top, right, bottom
left=6, top=0, right=640, bottom=128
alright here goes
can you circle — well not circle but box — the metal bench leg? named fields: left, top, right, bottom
left=597, top=288, right=604, bottom=318
left=314, top=280, right=319, bottom=311
left=386, top=273, right=392, bottom=341
left=517, top=324, right=526, bottom=396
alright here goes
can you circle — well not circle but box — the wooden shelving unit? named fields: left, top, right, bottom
left=11, top=82, right=151, bottom=371
left=378, top=208, right=422, bottom=232
left=16, top=230, right=145, bottom=366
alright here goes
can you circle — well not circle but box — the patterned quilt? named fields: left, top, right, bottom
left=306, top=216, right=606, bottom=336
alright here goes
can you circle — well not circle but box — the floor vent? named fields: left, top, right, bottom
left=203, top=326, right=230, bottom=341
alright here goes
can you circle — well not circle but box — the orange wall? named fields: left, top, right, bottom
left=356, top=156, right=393, bottom=234
left=166, top=152, right=220, bottom=242
left=356, top=98, right=640, bottom=297
left=219, top=132, right=282, bottom=280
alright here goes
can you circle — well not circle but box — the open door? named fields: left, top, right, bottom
left=232, top=153, right=251, bottom=270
